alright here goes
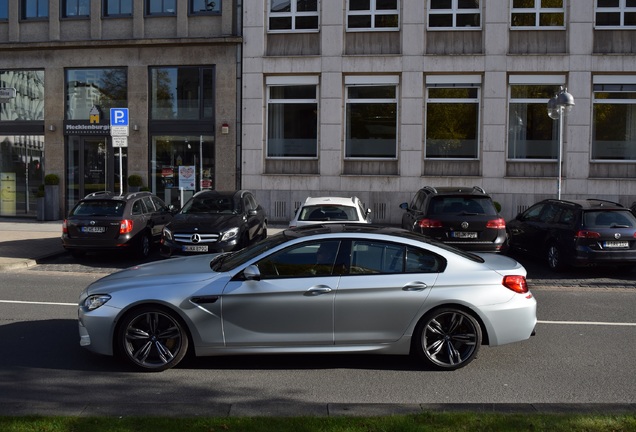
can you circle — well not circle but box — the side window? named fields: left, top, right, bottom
left=521, top=204, right=545, bottom=222
left=256, top=240, right=341, bottom=278
left=131, top=200, right=144, bottom=215
left=151, top=196, right=166, bottom=211
left=557, top=208, right=575, bottom=225
left=350, top=240, right=404, bottom=274
left=142, top=196, right=156, bottom=213
left=405, top=247, right=445, bottom=273
left=540, top=204, right=559, bottom=223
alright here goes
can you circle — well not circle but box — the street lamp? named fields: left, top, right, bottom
left=547, top=86, right=574, bottom=200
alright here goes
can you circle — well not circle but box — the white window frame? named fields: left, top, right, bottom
left=510, top=0, right=565, bottom=30
left=268, top=0, right=320, bottom=33
left=591, top=75, right=636, bottom=162
left=507, top=75, right=566, bottom=161
left=425, top=75, right=481, bottom=160
left=595, top=0, right=636, bottom=29
left=266, top=76, right=319, bottom=159
left=346, top=0, right=400, bottom=32
left=344, top=75, right=399, bottom=160
left=427, top=0, right=482, bottom=31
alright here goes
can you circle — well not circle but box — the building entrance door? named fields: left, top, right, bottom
left=65, top=136, right=126, bottom=212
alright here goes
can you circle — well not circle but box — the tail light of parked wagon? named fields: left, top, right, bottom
left=418, top=218, right=443, bottom=228
left=119, top=220, right=134, bottom=235
left=575, top=230, right=601, bottom=239
left=502, top=275, right=528, bottom=294
left=486, top=218, right=506, bottom=229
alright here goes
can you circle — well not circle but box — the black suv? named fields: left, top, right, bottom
left=62, top=191, right=174, bottom=259
left=507, top=198, right=636, bottom=271
left=399, top=186, right=506, bottom=252
left=160, top=190, right=267, bottom=256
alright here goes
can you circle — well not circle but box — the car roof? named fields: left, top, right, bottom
left=193, top=190, right=249, bottom=199
left=80, top=191, right=153, bottom=202
left=540, top=198, right=626, bottom=211
left=302, top=196, right=359, bottom=206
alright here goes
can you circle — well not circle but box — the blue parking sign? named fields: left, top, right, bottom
left=110, top=108, right=129, bottom=126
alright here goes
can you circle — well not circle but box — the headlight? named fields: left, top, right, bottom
left=220, top=227, right=239, bottom=242
left=163, top=227, right=172, bottom=240
left=84, top=294, right=111, bottom=311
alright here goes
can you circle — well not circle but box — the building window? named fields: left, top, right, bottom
left=65, top=69, right=128, bottom=120
left=425, top=76, right=480, bottom=159
left=63, top=0, right=90, bottom=18
left=268, top=0, right=319, bottom=32
left=1, top=70, right=45, bottom=121
left=0, top=0, right=8, bottom=20
left=595, top=0, right=636, bottom=28
left=21, top=0, right=48, bottom=19
left=104, top=0, right=132, bottom=16
left=345, top=76, right=398, bottom=159
left=266, top=76, right=318, bottom=158
left=347, top=0, right=399, bottom=31
left=190, top=0, right=221, bottom=14
left=510, top=0, right=565, bottom=29
left=428, top=0, right=481, bottom=30
left=146, top=0, right=176, bottom=15
left=150, top=67, right=215, bottom=121
left=592, top=76, right=636, bottom=161
left=508, top=75, right=565, bottom=160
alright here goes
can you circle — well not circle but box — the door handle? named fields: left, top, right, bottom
left=305, top=286, right=333, bottom=296
left=403, top=282, right=428, bottom=291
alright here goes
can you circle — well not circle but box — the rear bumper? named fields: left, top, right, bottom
left=571, top=247, right=636, bottom=266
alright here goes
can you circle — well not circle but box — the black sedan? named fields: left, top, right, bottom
left=160, top=190, right=267, bottom=256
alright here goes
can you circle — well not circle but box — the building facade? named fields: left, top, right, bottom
left=242, top=1, right=636, bottom=224
left=0, top=0, right=241, bottom=218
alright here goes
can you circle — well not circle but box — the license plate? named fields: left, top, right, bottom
left=604, top=241, right=629, bottom=248
left=183, top=245, right=208, bottom=252
left=81, top=226, right=105, bottom=233
left=452, top=231, right=477, bottom=239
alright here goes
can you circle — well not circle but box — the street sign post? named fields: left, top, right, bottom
left=110, top=108, right=130, bottom=195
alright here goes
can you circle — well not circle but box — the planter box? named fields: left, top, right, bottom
left=44, top=185, right=60, bottom=221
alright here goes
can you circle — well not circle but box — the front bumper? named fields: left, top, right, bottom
left=160, top=237, right=239, bottom=257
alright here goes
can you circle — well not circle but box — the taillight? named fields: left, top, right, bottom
left=120, top=220, right=133, bottom=234
left=503, top=275, right=528, bottom=294
left=486, top=218, right=506, bottom=229
left=62, top=219, right=68, bottom=234
left=418, top=218, right=443, bottom=228
left=576, top=230, right=601, bottom=239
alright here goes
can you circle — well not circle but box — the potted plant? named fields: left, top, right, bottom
left=127, top=174, right=143, bottom=192
left=43, top=174, right=60, bottom=221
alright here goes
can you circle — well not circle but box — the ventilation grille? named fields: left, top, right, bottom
left=373, top=202, right=387, bottom=220
left=516, top=204, right=529, bottom=215
left=274, top=201, right=287, bottom=219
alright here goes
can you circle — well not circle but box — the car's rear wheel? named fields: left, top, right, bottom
left=136, top=232, right=151, bottom=259
left=117, top=306, right=189, bottom=372
left=547, top=243, right=564, bottom=271
left=414, top=307, right=482, bottom=371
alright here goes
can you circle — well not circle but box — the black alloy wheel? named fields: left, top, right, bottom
left=415, top=307, right=482, bottom=371
left=118, top=306, right=189, bottom=372
left=547, top=243, right=564, bottom=271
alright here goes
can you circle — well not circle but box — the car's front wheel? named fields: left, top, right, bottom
left=117, top=306, right=189, bottom=372
left=414, top=307, right=482, bottom=371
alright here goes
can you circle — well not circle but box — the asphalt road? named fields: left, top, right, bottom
left=0, top=251, right=635, bottom=416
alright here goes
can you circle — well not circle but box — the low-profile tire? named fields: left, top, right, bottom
left=546, top=243, right=565, bottom=272
left=414, top=307, right=482, bottom=371
left=117, top=306, right=189, bottom=372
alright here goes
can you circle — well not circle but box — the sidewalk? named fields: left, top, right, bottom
left=0, top=218, right=65, bottom=272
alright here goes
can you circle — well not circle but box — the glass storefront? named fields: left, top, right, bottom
left=151, top=135, right=214, bottom=208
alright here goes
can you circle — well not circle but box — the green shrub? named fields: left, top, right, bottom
left=127, top=174, right=143, bottom=187
left=44, top=173, right=60, bottom=185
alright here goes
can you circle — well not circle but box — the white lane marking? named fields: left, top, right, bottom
left=538, top=320, right=636, bottom=327
left=0, top=299, right=76, bottom=307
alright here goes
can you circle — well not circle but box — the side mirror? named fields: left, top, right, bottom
left=399, top=202, right=408, bottom=210
left=243, top=264, right=261, bottom=281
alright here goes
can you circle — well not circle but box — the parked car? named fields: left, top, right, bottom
left=507, top=198, right=636, bottom=271
left=631, top=201, right=636, bottom=217
left=62, top=191, right=174, bottom=259
left=400, top=186, right=506, bottom=253
left=289, top=196, right=372, bottom=228
left=160, top=190, right=267, bottom=256
left=78, top=224, right=536, bottom=372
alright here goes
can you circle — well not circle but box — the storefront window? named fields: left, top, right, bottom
left=66, top=68, right=127, bottom=120
left=150, top=67, right=215, bottom=120
left=0, top=135, right=44, bottom=216
left=151, top=135, right=215, bottom=208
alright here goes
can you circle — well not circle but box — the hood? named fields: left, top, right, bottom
left=86, top=254, right=223, bottom=295
left=168, top=212, right=244, bottom=233
left=473, top=252, right=527, bottom=276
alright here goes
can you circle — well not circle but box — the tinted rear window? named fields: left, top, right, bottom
left=429, top=196, right=498, bottom=216
left=583, top=210, right=636, bottom=228
left=71, top=200, right=125, bottom=217
left=299, top=205, right=358, bottom=221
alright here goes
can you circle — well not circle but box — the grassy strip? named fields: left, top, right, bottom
left=1, top=413, right=635, bottom=432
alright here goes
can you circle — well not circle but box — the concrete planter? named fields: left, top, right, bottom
left=44, top=185, right=60, bottom=221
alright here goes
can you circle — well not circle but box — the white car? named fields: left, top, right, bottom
left=289, top=196, right=372, bottom=228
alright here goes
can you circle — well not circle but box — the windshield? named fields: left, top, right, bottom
left=212, top=232, right=291, bottom=272
left=71, top=200, right=125, bottom=217
left=181, top=195, right=237, bottom=215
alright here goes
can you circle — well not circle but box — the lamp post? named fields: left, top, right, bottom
left=547, top=86, right=574, bottom=200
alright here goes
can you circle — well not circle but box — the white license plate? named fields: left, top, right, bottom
left=604, top=241, right=629, bottom=248
left=81, top=226, right=106, bottom=233
left=183, top=245, right=208, bottom=252
left=452, top=232, right=477, bottom=239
